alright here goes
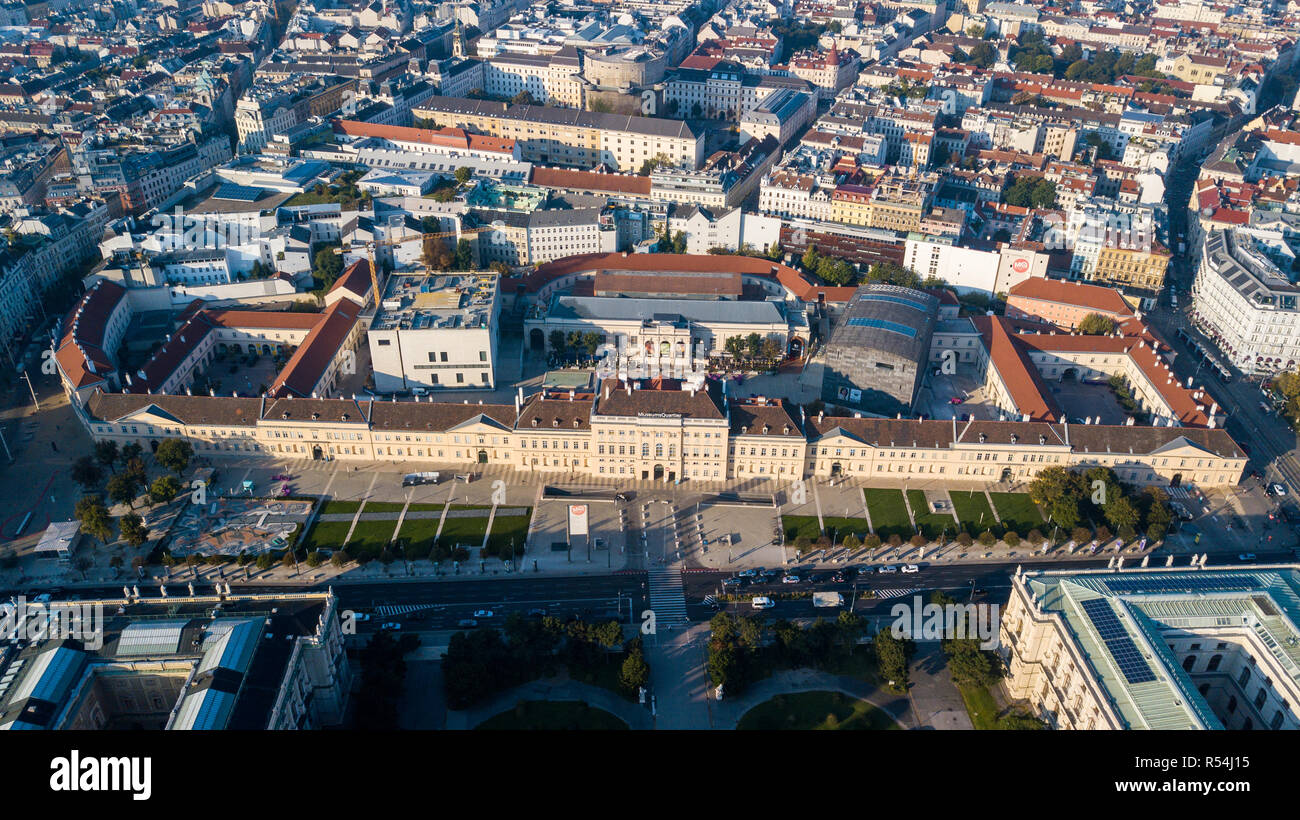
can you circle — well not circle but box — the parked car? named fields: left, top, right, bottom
left=456, top=619, right=479, bottom=629
left=472, top=609, right=494, bottom=618
left=526, top=608, right=547, bottom=617
left=380, top=622, right=401, bottom=631
left=1271, top=483, right=1289, bottom=497
left=878, top=565, right=899, bottom=574
left=1238, top=553, right=1258, bottom=562
left=901, top=564, right=920, bottom=574
left=721, top=577, right=745, bottom=588
left=781, top=574, right=800, bottom=584
left=949, top=397, right=964, bottom=405
left=751, top=596, right=776, bottom=609
left=738, top=568, right=760, bottom=578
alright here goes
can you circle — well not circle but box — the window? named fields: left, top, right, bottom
left=456, top=373, right=464, bottom=383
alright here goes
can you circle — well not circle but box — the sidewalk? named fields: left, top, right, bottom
left=707, top=667, right=914, bottom=730
left=444, top=673, right=652, bottom=730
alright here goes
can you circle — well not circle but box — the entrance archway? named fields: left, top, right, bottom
left=530, top=328, right=544, bottom=350
left=477, top=449, right=488, bottom=464
left=830, top=462, right=842, bottom=477
left=1000, top=467, right=1012, bottom=482
left=1061, top=367, right=1078, bottom=381
left=1171, top=473, right=1183, bottom=487
left=789, top=337, right=804, bottom=358
left=653, top=464, right=664, bottom=481
left=312, top=446, right=323, bottom=460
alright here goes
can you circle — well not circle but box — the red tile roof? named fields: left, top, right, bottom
left=269, top=299, right=361, bottom=398
left=1007, top=278, right=1135, bottom=317
left=529, top=166, right=651, bottom=196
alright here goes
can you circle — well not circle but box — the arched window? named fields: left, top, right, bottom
left=1182, top=656, right=1196, bottom=672
left=1270, top=710, right=1285, bottom=730
left=1207, top=654, right=1223, bottom=672
left=1227, top=696, right=1238, bottom=714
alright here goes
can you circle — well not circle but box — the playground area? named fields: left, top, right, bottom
left=168, top=497, right=314, bottom=557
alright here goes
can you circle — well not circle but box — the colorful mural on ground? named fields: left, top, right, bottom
left=169, top=498, right=313, bottom=557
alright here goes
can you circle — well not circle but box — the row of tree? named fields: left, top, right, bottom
left=706, top=610, right=883, bottom=696
left=1028, top=465, right=1174, bottom=543
left=442, top=614, right=642, bottom=710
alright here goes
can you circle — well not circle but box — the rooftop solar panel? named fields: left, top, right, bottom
left=1105, top=576, right=1262, bottom=596
left=213, top=183, right=264, bottom=202
left=1080, top=598, right=1157, bottom=685
left=846, top=317, right=918, bottom=337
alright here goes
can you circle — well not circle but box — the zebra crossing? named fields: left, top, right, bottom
left=873, top=588, right=918, bottom=600
left=375, top=603, right=436, bottom=617
left=648, top=565, right=689, bottom=626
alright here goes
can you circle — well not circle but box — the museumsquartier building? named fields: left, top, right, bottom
left=75, top=375, right=1247, bottom=488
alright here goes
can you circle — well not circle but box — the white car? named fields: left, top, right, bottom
left=901, top=564, right=920, bottom=574
left=1271, top=483, right=1289, bottom=497
left=781, top=575, right=800, bottom=584
left=751, top=596, right=776, bottom=609
left=473, top=609, right=494, bottom=618
left=878, top=565, right=899, bottom=574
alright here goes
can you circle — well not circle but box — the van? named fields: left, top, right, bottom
left=751, top=596, right=775, bottom=609
left=411, top=386, right=428, bottom=396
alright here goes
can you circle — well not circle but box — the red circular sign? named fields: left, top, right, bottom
left=1012, top=258, right=1030, bottom=274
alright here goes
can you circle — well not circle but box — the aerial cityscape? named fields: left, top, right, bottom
left=0, top=0, right=1296, bottom=758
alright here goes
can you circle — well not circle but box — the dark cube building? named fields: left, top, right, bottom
left=821, top=284, right=938, bottom=415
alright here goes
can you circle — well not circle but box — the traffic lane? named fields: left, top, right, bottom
left=359, top=595, right=638, bottom=632
left=689, top=588, right=1014, bottom=621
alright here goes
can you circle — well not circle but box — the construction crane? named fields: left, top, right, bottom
left=333, top=225, right=499, bottom=308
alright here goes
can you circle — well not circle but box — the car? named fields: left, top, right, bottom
left=738, top=568, right=760, bottom=578
left=1272, top=483, right=1289, bottom=497
left=751, top=596, right=776, bottom=609
left=878, top=565, right=899, bottom=574
left=721, top=577, right=745, bottom=588
left=380, top=622, right=401, bottom=630
left=614, top=492, right=630, bottom=502
left=781, top=575, right=800, bottom=584
left=1238, top=553, right=1258, bottom=562
left=526, top=608, right=547, bottom=617
left=901, top=564, right=920, bottom=574
left=411, top=386, right=427, bottom=396
left=830, top=571, right=846, bottom=583
left=31, top=593, right=52, bottom=604
left=949, top=396, right=964, bottom=405
left=352, top=612, right=371, bottom=622
left=972, top=588, right=989, bottom=598
left=472, top=609, right=494, bottom=618
left=456, top=619, right=479, bottom=629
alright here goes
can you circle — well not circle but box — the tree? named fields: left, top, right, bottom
left=863, top=533, right=881, bottom=549
left=256, top=553, right=275, bottom=570
left=454, top=166, right=473, bottom=185
left=619, top=638, right=650, bottom=692
left=1104, top=495, right=1140, bottom=539
left=745, top=332, right=763, bottom=358
left=865, top=261, right=921, bottom=288
left=330, top=551, right=348, bottom=568
left=422, top=236, right=453, bottom=271
left=453, top=238, right=474, bottom=270
left=119, top=513, right=149, bottom=548
left=312, top=244, right=344, bottom=291
left=94, top=440, right=119, bottom=472
left=306, top=551, right=324, bottom=568
left=155, top=438, right=193, bottom=475
left=873, top=629, right=912, bottom=688
left=1002, top=531, right=1021, bottom=548
left=1078, top=313, right=1117, bottom=335
left=106, top=473, right=140, bottom=509
left=149, top=475, right=181, bottom=505
left=71, top=456, right=102, bottom=490
left=978, top=530, right=997, bottom=547
left=75, top=495, right=113, bottom=544
left=122, top=442, right=143, bottom=463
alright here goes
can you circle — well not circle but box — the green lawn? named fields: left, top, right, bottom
left=908, top=490, right=958, bottom=540
left=864, top=489, right=912, bottom=540
left=476, top=701, right=628, bottom=730
left=318, top=500, right=362, bottom=515
left=485, top=511, right=532, bottom=556
left=736, top=691, right=900, bottom=730
left=300, top=521, right=352, bottom=553
left=361, top=501, right=407, bottom=513
left=821, top=517, right=870, bottom=543
left=950, top=490, right=998, bottom=536
left=396, top=516, right=442, bottom=557
left=435, top=514, right=490, bottom=549
left=341, top=519, right=398, bottom=557
left=958, top=683, right=1001, bottom=730
left=782, top=515, right=822, bottom=544
left=989, top=492, right=1043, bottom=534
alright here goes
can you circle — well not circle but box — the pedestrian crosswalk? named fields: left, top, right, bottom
left=648, top=565, right=689, bottom=626
left=873, top=588, right=917, bottom=600
left=375, top=603, right=436, bottom=617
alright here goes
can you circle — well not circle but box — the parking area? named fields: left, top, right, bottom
left=919, top=368, right=999, bottom=420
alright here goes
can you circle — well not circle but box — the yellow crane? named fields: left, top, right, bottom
left=334, top=226, right=498, bottom=308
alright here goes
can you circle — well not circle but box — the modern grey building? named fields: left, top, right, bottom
left=821, top=284, right=938, bottom=415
